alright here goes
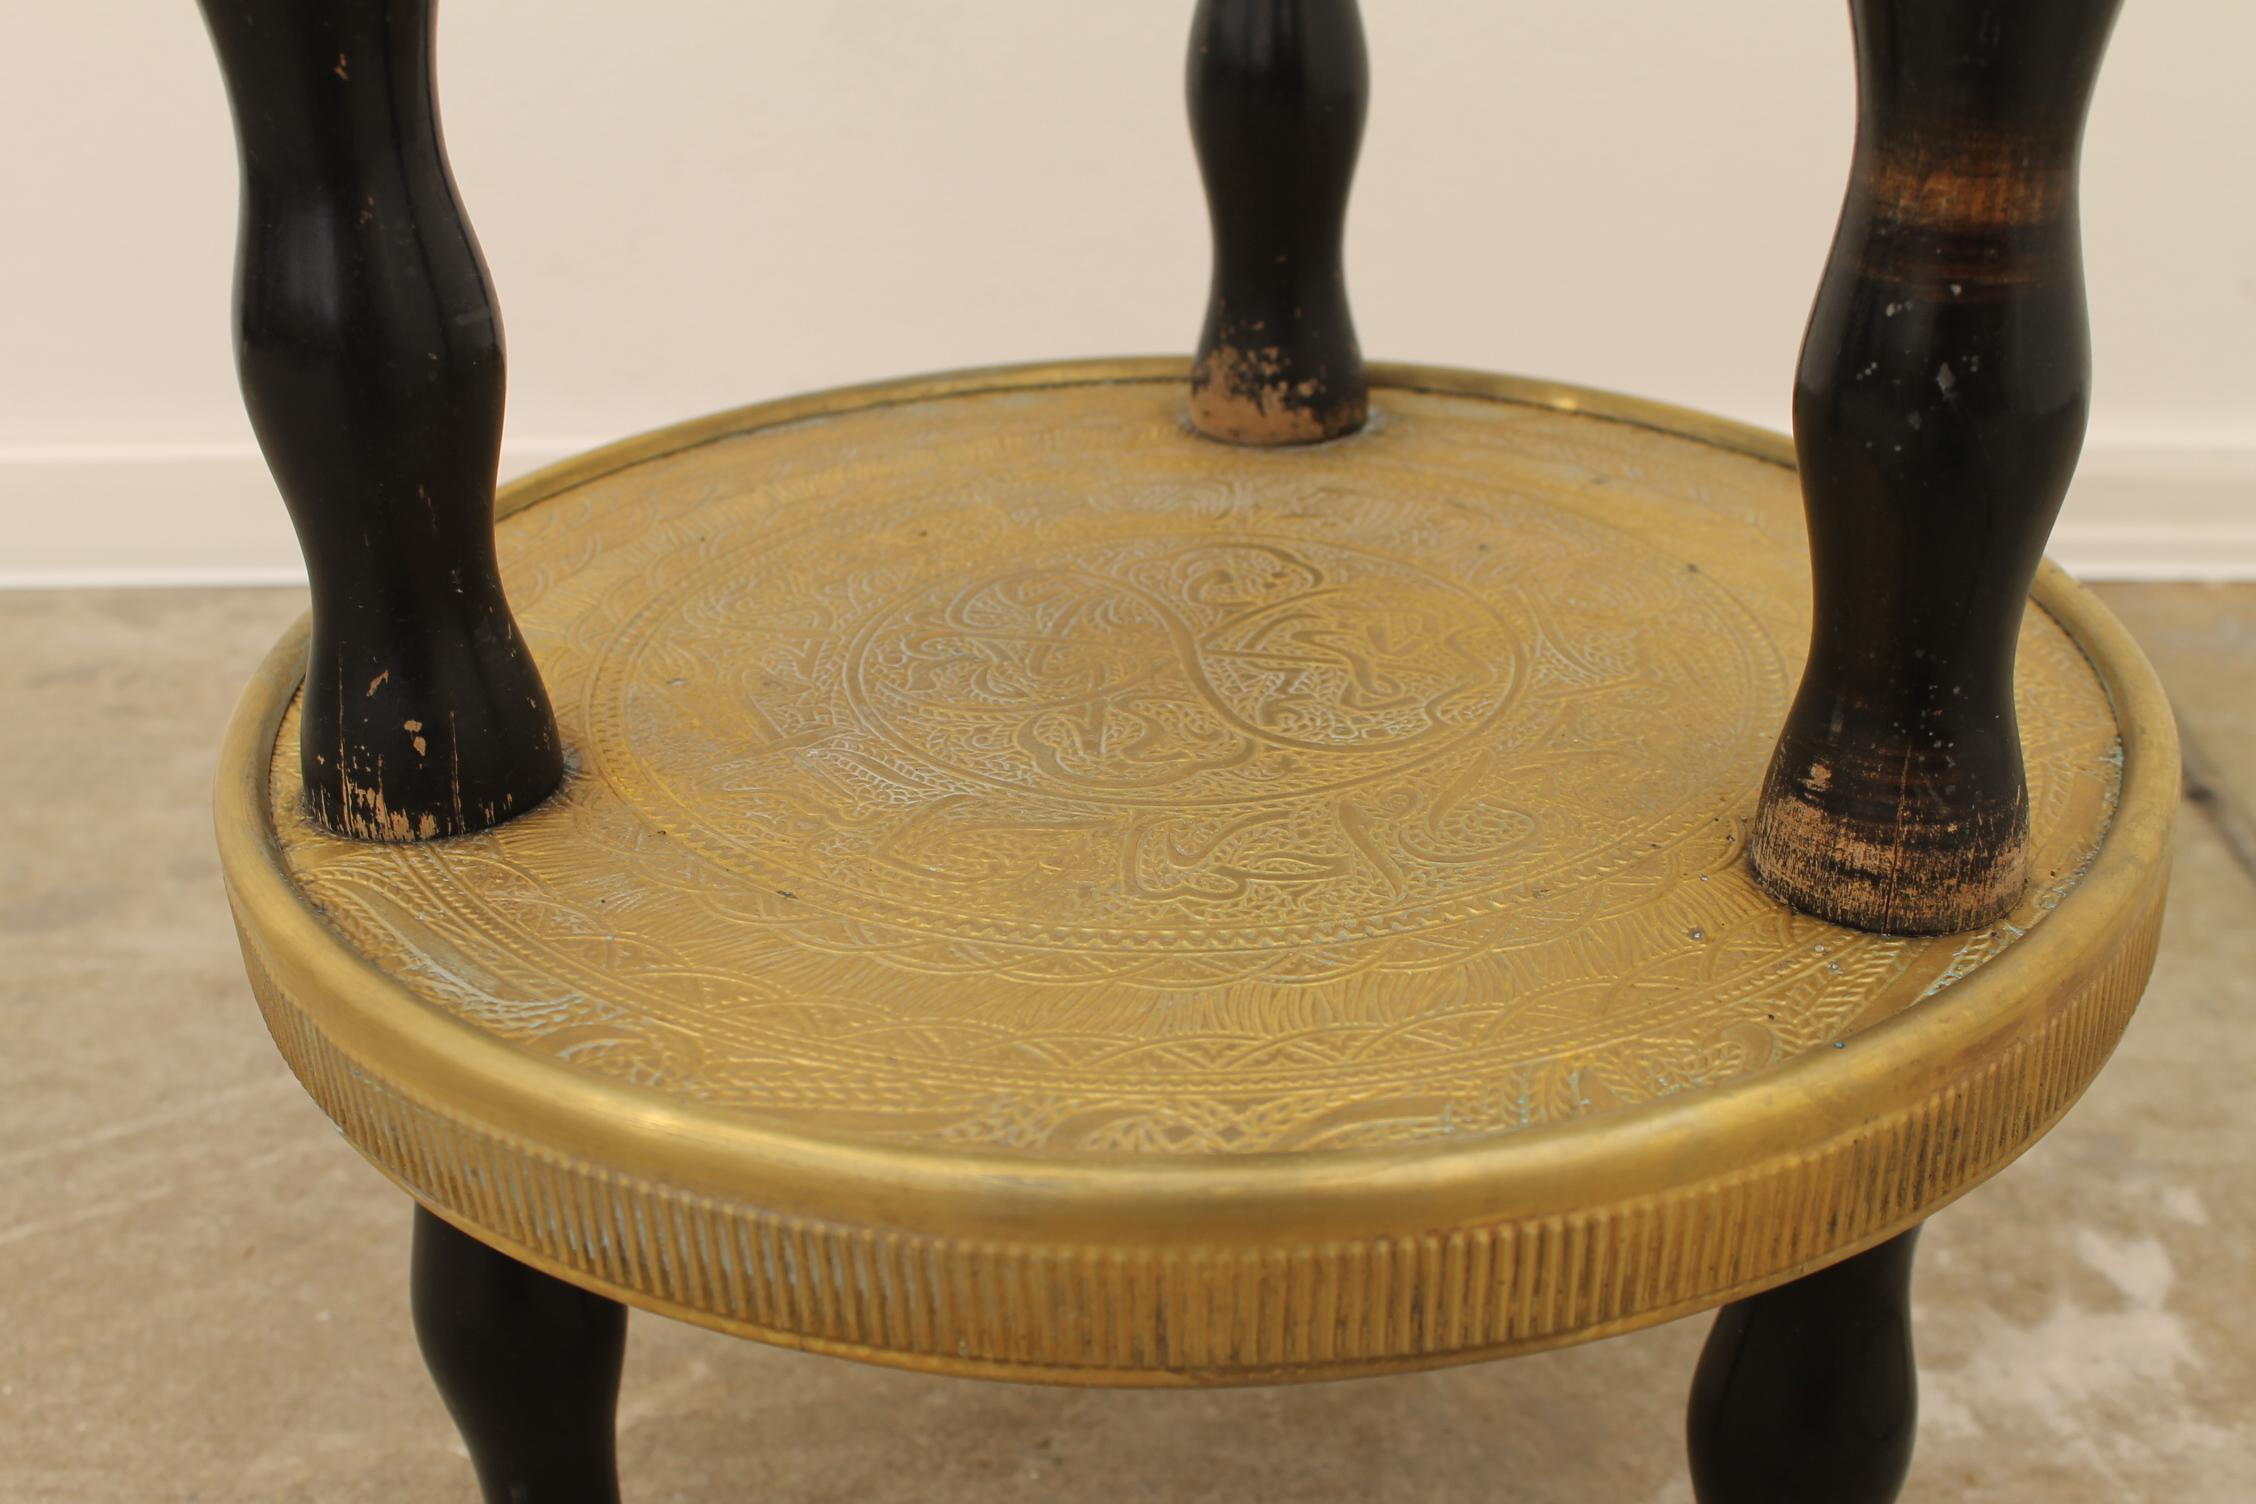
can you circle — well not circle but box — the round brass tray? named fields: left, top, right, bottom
left=217, top=360, right=2175, bottom=1385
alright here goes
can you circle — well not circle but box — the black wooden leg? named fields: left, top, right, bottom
left=1687, top=1227, right=1921, bottom=1504
left=1747, top=0, right=2121, bottom=934
left=410, top=1207, right=628, bottom=1504
left=1186, top=0, right=1370, bottom=445
left=199, top=0, right=563, bottom=842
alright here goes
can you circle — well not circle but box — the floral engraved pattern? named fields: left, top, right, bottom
left=272, top=382, right=2125, bottom=1156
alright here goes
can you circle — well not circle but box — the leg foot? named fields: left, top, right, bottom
left=1687, top=1228, right=1920, bottom=1504
left=410, top=1206, right=628, bottom=1504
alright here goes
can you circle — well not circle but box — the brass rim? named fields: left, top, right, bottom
left=216, top=359, right=2177, bottom=1377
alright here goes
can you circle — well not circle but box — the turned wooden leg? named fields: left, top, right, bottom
left=411, top=1207, right=628, bottom=1504
left=1749, top=0, right=2123, bottom=933
left=1186, top=0, right=1369, bottom=444
left=1687, top=1228, right=1921, bottom=1504
left=199, top=0, right=561, bottom=840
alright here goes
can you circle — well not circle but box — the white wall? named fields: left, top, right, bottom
left=3, top=1, right=2251, bottom=584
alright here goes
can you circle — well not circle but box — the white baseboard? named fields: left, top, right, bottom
left=2, top=437, right=2251, bottom=588
left=2044, top=441, right=2256, bottom=580
left=0, top=442, right=589, bottom=590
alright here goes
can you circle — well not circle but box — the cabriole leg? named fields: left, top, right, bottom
left=1687, top=1228, right=1922, bottom=1504
left=410, top=1207, right=628, bottom=1504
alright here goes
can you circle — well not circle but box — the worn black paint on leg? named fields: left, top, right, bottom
left=1687, top=1227, right=1921, bottom=1504
left=199, top=0, right=562, bottom=840
left=1187, top=0, right=1369, bottom=445
left=410, top=1206, right=627, bottom=1504
left=1750, top=0, right=2122, bottom=934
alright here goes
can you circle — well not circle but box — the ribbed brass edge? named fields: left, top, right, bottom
left=229, top=877, right=2162, bottom=1385
left=215, top=359, right=2181, bottom=1384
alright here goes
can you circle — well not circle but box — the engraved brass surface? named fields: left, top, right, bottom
left=217, top=361, right=2176, bottom=1384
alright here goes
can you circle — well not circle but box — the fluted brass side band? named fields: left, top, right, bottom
left=232, top=875, right=2161, bottom=1384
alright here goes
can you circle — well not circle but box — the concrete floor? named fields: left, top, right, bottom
left=1, top=582, right=2250, bottom=1503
